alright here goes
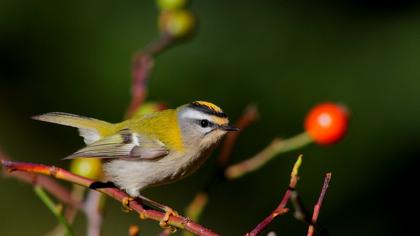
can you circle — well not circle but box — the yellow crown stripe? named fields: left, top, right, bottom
left=194, top=101, right=223, bottom=113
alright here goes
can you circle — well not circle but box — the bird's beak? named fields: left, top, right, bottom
left=220, top=124, right=240, bottom=131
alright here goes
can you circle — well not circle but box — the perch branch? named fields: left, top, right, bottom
left=0, top=149, right=79, bottom=209
left=307, top=173, right=331, bottom=236
left=225, top=133, right=312, bottom=179
left=1, top=160, right=218, bottom=236
left=246, top=155, right=303, bottom=236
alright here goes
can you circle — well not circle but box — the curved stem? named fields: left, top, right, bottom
left=1, top=160, right=218, bottom=236
left=307, top=173, right=332, bottom=236
left=126, top=34, right=175, bottom=119
left=246, top=155, right=303, bottom=236
left=225, top=132, right=312, bottom=179
left=1, top=149, right=79, bottom=208
left=34, top=186, right=74, bottom=236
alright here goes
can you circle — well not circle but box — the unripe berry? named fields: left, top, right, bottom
left=157, top=0, right=188, bottom=11
left=159, top=10, right=195, bottom=38
left=133, top=102, right=167, bottom=117
left=70, top=158, right=102, bottom=180
left=304, top=102, right=349, bottom=145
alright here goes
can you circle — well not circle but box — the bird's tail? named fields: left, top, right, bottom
left=32, top=112, right=115, bottom=144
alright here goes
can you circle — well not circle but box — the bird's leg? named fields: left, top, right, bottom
left=88, top=181, right=134, bottom=212
left=137, top=195, right=179, bottom=231
left=121, top=196, right=135, bottom=212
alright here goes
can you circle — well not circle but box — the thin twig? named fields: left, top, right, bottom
left=225, top=133, right=312, bottom=179
left=307, top=173, right=331, bottom=236
left=84, top=190, right=104, bottom=236
left=217, top=104, right=259, bottom=166
left=47, top=185, right=86, bottom=236
left=246, top=155, right=303, bottom=236
left=0, top=149, right=79, bottom=208
left=126, top=53, right=154, bottom=118
left=34, top=185, right=74, bottom=236
left=1, top=160, right=218, bottom=236
left=185, top=192, right=209, bottom=222
left=126, top=34, right=174, bottom=118
left=290, top=189, right=329, bottom=235
left=143, top=33, right=174, bottom=56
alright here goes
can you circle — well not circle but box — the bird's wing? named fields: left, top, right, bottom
left=63, top=129, right=169, bottom=160
left=32, top=112, right=114, bottom=144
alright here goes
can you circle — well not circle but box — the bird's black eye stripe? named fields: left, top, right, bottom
left=200, top=119, right=211, bottom=128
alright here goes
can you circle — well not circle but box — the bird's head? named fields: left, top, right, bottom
left=177, top=101, right=238, bottom=150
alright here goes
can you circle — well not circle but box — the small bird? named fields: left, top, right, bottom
left=33, top=101, right=238, bottom=224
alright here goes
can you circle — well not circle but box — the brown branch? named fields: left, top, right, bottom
left=1, top=160, right=218, bottom=236
left=246, top=155, right=303, bottom=236
left=143, top=33, right=174, bottom=56
left=289, top=184, right=329, bottom=236
left=217, top=104, right=259, bottom=166
left=0, top=149, right=79, bottom=209
left=126, top=34, right=174, bottom=118
left=126, top=53, right=153, bottom=118
left=307, top=173, right=331, bottom=236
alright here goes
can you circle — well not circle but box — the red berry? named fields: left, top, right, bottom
left=304, top=102, right=349, bottom=145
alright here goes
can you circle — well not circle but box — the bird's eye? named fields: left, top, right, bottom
left=200, top=119, right=210, bottom=128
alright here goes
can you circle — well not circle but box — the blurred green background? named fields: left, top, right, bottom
left=1, top=0, right=419, bottom=235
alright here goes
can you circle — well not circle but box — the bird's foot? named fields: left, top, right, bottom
left=121, top=196, right=134, bottom=212
left=159, top=206, right=179, bottom=233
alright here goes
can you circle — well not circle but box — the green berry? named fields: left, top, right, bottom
left=133, top=102, right=167, bottom=117
left=157, top=0, right=188, bottom=11
left=159, top=10, right=195, bottom=38
left=70, top=158, right=102, bottom=180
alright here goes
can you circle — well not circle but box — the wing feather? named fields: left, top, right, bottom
left=33, top=112, right=114, bottom=144
left=64, top=129, right=169, bottom=160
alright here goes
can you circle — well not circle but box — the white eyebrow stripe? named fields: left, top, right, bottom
left=181, top=108, right=211, bottom=121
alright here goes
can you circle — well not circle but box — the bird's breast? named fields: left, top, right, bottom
left=103, top=144, right=215, bottom=194
left=152, top=147, right=213, bottom=185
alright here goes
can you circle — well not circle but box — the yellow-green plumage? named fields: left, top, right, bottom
left=117, top=109, right=184, bottom=152
left=33, top=101, right=235, bottom=196
left=32, top=112, right=114, bottom=136
left=34, top=110, right=183, bottom=148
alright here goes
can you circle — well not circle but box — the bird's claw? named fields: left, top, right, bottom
left=122, top=197, right=134, bottom=212
left=159, top=207, right=179, bottom=233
